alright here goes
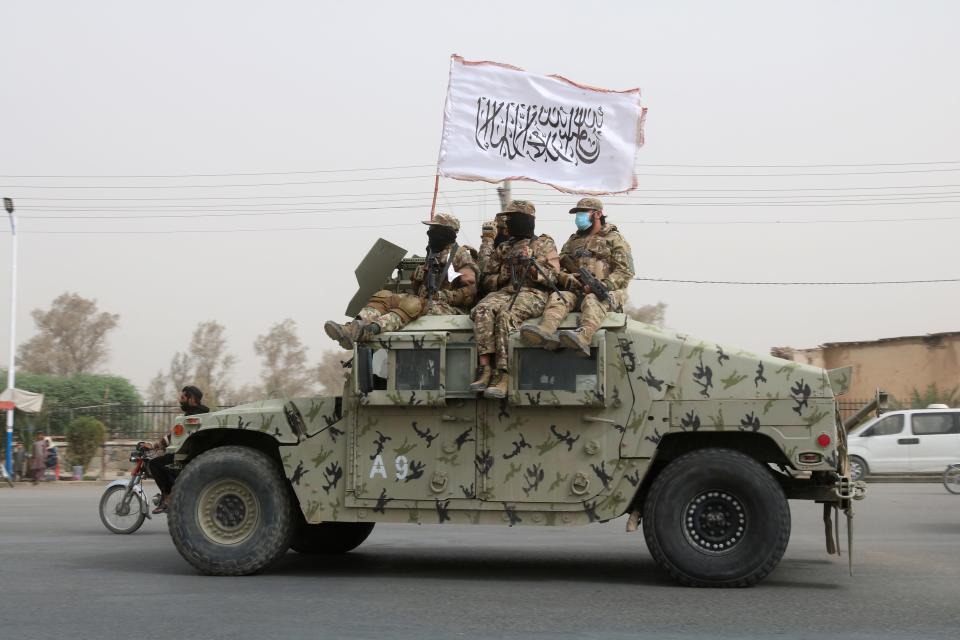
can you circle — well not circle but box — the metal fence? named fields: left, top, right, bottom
left=44, top=403, right=232, bottom=440
left=836, top=398, right=872, bottom=426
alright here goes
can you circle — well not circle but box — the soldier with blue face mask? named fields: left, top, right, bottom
left=520, top=197, right=635, bottom=356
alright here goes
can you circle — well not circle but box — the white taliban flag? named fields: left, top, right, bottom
left=437, top=55, right=646, bottom=195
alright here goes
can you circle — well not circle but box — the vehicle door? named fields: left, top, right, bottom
left=348, top=332, right=479, bottom=508
left=477, top=330, right=623, bottom=504
left=855, top=413, right=909, bottom=472
left=908, top=412, right=960, bottom=472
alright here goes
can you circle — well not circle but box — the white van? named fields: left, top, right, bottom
left=847, top=406, right=960, bottom=480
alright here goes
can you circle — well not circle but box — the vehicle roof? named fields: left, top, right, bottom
left=877, top=407, right=959, bottom=415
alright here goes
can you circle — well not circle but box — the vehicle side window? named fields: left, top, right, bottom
left=517, top=348, right=598, bottom=392
left=396, top=349, right=440, bottom=391
left=445, top=348, right=472, bottom=393
left=912, top=413, right=960, bottom=436
left=862, top=414, right=904, bottom=437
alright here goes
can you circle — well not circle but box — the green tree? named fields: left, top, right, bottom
left=1, top=369, right=143, bottom=436
left=65, top=416, right=106, bottom=468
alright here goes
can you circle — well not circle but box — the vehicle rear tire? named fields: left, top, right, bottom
left=943, top=464, right=960, bottom=495
left=848, top=455, right=868, bottom=482
left=291, top=522, right=375, bottom=554
left=99, top=485, right=146, bottom=534
left=168, top=446, right=294, bottom=576
left=642, top=448, right=791, bottom=588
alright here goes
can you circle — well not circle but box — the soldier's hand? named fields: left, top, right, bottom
left=481, top=221, right=496, bottom=240
left=560, top=272, right=581, bottom=290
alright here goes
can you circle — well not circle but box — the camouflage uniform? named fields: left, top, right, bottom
left=471, top=202, right=559, bottom=373
left=325, top=213, right=478, bottom=348
left=477, top=212, right=508, bottom=287
left=523, top=198, right=634, bottom=355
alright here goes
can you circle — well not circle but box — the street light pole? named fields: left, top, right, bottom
left=4, top=197, right=16, bottom=477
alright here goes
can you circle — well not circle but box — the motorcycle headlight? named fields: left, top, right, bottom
left=129, top=453, right=138, bottom=463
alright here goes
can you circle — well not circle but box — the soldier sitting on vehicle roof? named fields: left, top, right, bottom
left=324, top=213, right=478, bottom=349
left=470, top=200, right=561, bottom=399
left=478, top=212, right=509, bottom=293
left=520, top=197, right=635, bottom=356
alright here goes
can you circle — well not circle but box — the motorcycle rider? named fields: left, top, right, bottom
left=146, top=385, right=209, bottom=513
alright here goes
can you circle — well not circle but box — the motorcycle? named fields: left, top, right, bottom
left=98, top=442, right=163, bottom=534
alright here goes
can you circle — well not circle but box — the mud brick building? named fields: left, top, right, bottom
left=771, top=331, right=960, bottom=402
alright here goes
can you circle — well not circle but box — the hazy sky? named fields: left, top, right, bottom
left=2, top=1, right=958, bottom=397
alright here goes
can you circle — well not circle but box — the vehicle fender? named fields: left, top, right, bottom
left=104, top=478, right=150, bottom=518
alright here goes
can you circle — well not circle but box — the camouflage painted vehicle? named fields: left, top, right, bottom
left=165, top=241, right=866, bottom=587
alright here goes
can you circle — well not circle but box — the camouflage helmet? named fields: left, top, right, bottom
left=421, top=212, right=460, bottom=232
left=500, top=200, right=536, bottom=217
left=569, top=197, right=603, bottom=213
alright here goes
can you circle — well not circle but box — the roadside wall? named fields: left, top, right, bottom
left=775, top=332, right=960, bottom=401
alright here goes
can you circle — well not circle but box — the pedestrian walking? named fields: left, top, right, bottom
left=13, top=441, right=25, bottom=481
left=31, top=433, right=47, bottom=485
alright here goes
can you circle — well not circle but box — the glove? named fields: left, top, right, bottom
left=560, top=272, right=582, bottom=290
left=481, top=221, right=496, bottom=240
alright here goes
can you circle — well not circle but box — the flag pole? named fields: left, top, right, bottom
left=429, top=171, right=440, bottom=220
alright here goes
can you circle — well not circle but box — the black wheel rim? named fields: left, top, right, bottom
left=682, top=490, right=747, bottom=555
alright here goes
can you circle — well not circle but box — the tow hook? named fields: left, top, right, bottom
left=834, top=475, right=867, bottom=501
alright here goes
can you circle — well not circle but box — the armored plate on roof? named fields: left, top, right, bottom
left=345, top=238, right=408, bottom=317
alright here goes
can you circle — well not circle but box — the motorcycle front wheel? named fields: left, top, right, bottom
left=99, top=484, right=147, bottom=534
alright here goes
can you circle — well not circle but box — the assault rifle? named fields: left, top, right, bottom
left=507, top=256, right=562, bottom=310
left=559, top=255, right=619, bottom=311
left=577, top=266, right=619, bottom=310
left=425, top=248, right=441, bottom=300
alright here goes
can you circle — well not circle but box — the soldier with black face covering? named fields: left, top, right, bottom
left=324, top=213, right=478, bottom=349
left=478, top=212, right=509, bottom=292
left=469, top=200, right=560, bottom=399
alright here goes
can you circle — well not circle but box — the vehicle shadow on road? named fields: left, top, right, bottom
left=272, top=548, right=678, bottom=586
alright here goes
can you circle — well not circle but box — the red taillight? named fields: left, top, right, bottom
left=817, top=433, right=831, bottom=448
left=173, top=423, right=185, bottom=436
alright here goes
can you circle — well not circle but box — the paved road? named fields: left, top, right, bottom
left=0, top=482, right=957, bottom=639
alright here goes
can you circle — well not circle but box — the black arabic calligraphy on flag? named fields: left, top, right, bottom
left=474, top=97, right=604, bottom=166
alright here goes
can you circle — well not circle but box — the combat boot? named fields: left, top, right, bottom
left=324, top=319, right=364, bottom=350
left=558, top=328, right=591, bottom=357
left=484, top=371, right=509, bottom=399
left=359, top=321, right=381, bottom=342
left=519, top=322, right=561, bottom=349
left=469, top=365, right=493, bottom=391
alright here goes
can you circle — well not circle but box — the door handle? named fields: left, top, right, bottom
left=897, top=438, right=919, bottom=445
left=582, top=415, right=616, bottom=424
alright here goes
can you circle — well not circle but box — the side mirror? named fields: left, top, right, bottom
left=356, top=346, right=375, bottom=394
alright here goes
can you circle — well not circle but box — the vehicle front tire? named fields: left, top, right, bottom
left=291, top=522, right=375, bottom=554
left=642, top=448, right=791, bottom=588
left=848, top=455, right=868, bottom=482
left=168, top=446, right=294, bottom=576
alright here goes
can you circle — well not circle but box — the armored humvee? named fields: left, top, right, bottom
left=164, top=239, right=865, bottom=587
